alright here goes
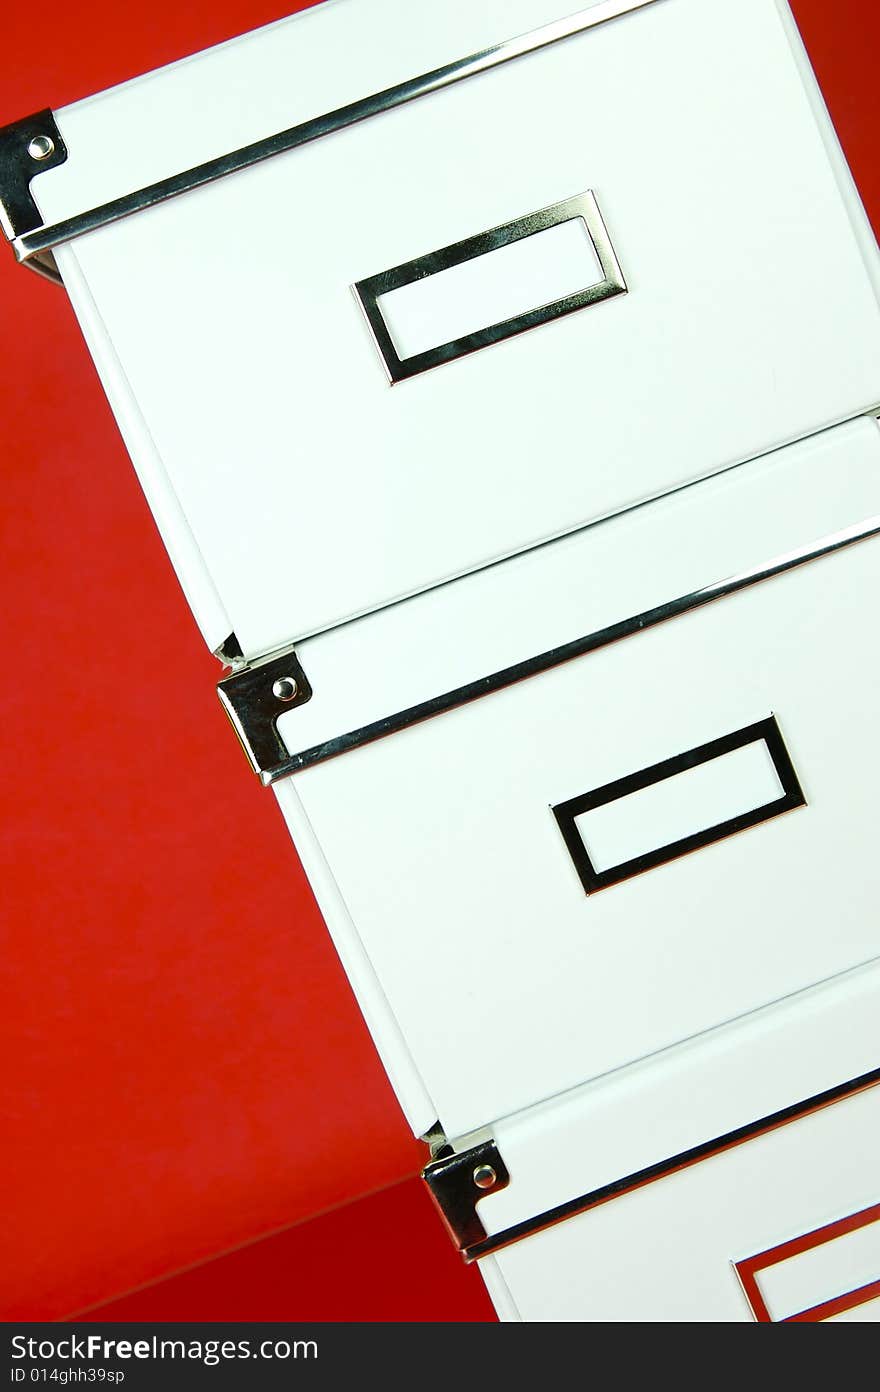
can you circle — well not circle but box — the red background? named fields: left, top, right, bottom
left=1, top=0, right=877, bottom=1322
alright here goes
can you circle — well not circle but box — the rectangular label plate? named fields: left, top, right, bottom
left=353, top=190, right=626, bottom=382
left=553, top=715, right=806, bottom=894
left=736, top=1202, right=880, bottom=1322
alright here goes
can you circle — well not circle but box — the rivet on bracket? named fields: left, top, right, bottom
left=422, top=1138, right=510, bottom=1258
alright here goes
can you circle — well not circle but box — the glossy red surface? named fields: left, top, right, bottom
left=77, top=1178, right=495, bottom=1322
left=1, top=0, right=877, bottom=1321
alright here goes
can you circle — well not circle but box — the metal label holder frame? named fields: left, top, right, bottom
left=353, top=191, right=627, bottom=383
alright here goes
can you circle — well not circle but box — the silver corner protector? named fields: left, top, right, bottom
left=422, top=1138, right=510, bottom=1260
left=0, top=110, right=67, bottom=274
left=217, top=647, right=313, bottom=784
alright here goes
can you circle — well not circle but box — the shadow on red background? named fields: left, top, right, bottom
left=74, top=1178, right=494, bottom=1322
left=1, top=0, right=877, bottom=1321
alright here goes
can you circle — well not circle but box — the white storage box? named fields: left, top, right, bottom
left=3, top=0, right=879, bottom=1320
left=469, top=968, right=880, bottom=1320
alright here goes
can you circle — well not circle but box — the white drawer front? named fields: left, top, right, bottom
left=52, top=0, right=880, bottom=653
left=288, top=526, right=880, bottom=1136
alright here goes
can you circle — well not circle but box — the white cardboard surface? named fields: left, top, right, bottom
left=53, top=0, right=880, bottom=653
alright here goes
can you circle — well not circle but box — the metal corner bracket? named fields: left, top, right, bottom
left=0, top=110, right=67, bottom=282
left=422, top=1138, right=510, bottom=1258
left=217, top=647, right=313, bottom=785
